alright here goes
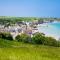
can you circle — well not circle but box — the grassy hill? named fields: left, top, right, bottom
left=0, top=39, right=60, bottom=60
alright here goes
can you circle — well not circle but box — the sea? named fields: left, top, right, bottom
left=38, top=21, right=60, bottom=40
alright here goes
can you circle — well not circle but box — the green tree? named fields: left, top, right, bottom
left=0, top=32, right=13, bottom=40
left=20, top=33, right=31, bottom=43
left=44, top=37, right=57, bottom=46
left=16, top=33, right=31, bottom=43
left=15, top=35, right=22, bottom=42
left=32, top=32, right=45, bottom=44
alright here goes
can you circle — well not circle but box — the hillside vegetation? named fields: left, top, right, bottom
left=0, top=39, right=60, bottom=60
left=0, top=17, right=60, bottom=60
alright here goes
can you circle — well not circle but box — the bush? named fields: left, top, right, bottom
left=43, top=37, right=57, bottom=46
left=15, top=35, right=22, bottom=42
left=32, top=32, right=45, bottom=44
left=32, top=32, right=60, bottom=47
left=16, top=33, right=31, bottom=43
left=20, top=33, right=31, bottom=43
left=0, top=32, right=13, bottom=40
left=55, top=41, right=60, bottom=47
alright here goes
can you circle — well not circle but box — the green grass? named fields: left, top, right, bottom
left=0, top=39, right=60, bottom=60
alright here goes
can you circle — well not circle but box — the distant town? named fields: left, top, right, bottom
left=0, top=17, right=60, bottom=39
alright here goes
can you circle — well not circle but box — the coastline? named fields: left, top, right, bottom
left=37, top=22, right=60, bottom=40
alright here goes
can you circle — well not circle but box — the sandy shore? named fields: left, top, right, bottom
left=37, top=23, right=60, bottom=40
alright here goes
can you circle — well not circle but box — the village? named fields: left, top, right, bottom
left=0, top=19, right=53, bottom=39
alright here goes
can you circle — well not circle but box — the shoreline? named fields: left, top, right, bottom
left=37, top=22, right=60, bottom=40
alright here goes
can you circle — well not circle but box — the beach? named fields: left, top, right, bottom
left=37, top=22, right=60, bottom=40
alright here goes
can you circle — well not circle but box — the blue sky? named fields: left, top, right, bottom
left=0, top=0, right=60, bottom=17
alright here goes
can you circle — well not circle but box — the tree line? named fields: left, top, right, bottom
left=0, top=32, right=60, bottom=47
left=0, top=17, right=60, bottom=25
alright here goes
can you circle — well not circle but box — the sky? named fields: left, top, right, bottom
left=0, top=0, right=60, bottom=17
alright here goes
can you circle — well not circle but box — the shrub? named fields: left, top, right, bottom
left=20, top=33, right=31, bottom=43
left=55, top=41, right=60, bottom=47
left=44, top=37, right=57, bottom=46
left=16, top=33, right=31, bottom=43
left=32, top=32, right=45, bottom=44
left=32, top=32, right=60, bottom=47
left=15, top=35, right=22, bottom=42
left=0, top=32, right=13, bottom=40
left=0, top=32, right=3, bottom=38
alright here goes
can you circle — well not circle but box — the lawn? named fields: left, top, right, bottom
left=0, top=39, right=60, bottom=60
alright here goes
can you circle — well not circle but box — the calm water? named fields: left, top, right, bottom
left=38, top=22, right=60, bottom=40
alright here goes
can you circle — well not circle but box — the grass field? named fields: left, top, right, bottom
left=0, top=39, right=60, bottom=60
